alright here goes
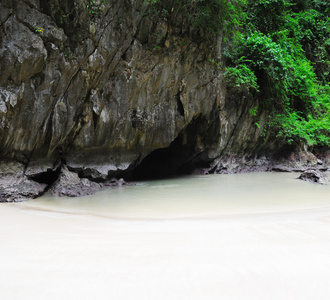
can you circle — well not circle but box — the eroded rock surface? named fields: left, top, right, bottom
left=1, top=0, right=225, bottom=179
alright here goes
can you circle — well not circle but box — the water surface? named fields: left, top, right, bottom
left=25, top=172, right=330, bottom=218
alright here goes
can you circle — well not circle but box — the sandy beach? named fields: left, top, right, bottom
left=1, top=173, right=330, bottom=300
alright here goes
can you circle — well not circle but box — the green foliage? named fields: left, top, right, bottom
left=249, top=106, right=259, bottom=117
left=285, top=7, right=330, bottom=83
left=247, top=0, right=289, bottom=33
left=225, top=0, right=330, bottom=147
left=224, top=64, right=259, bottom=92
left=35, top=26, right=43, bottom=33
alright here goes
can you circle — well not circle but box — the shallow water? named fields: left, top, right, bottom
left=24, top=172, right=330, bottom=218
left=1, top=172, right=330, bottom=299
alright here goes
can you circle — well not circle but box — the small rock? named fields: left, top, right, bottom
left=103, top=177, right=126, bottom=187
left=298, top=169, right=328, bottom=184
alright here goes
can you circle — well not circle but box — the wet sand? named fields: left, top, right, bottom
left=1, top=173, right=330, bottom=299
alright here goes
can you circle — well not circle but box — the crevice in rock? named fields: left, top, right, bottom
left=31, top=72, right=45, bottom=89
left=176, top=93, right=185, bottom=117
left=0, top=10, right=13, bottom=26
left=67, top=166, right=106, bottom=183
left=92, top=109, right=99, bottom=131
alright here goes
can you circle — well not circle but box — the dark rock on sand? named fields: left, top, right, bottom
left=298, top=169, right=328, bottom=184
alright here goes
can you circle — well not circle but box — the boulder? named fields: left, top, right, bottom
left=298, top=169, right=328, bottom=184
left=50, top=165, right=101, bottom=197
left=0, top=160, right=47, bottom=202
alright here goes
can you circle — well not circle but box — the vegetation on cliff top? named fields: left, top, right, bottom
left=225, top=0, right=330, bottom=147
left=148, top=0, right=330, bottom=148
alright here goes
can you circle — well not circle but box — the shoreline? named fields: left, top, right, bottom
left=1, top=151, right=329, bottom=202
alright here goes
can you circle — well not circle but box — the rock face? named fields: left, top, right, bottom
left=0, top=0, right=327, bottom=201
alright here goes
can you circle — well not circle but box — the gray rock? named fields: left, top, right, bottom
left=0, top=160, right=47, bottom=202
left=298, top=169, right=328, bottom=184
left=50, top=165, right=101, bottom=197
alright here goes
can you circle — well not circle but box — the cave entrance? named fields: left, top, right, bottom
left=132, top=136, right=193, bottom=180
left=132, top=116, right=217, bottom=180
left=28, top=168, right=61, bottom=185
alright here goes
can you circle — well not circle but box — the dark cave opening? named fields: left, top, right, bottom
left=28, top=168, right=61, bottom=185
left=132, top=140, right=191, bottom=180
left=132, top=116, right=215, bottom=180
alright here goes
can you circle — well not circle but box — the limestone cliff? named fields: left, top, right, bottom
left=0, top=0, right=325, bottom=201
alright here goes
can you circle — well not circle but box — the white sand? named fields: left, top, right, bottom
left=1, top=173, right=330, bottom=300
